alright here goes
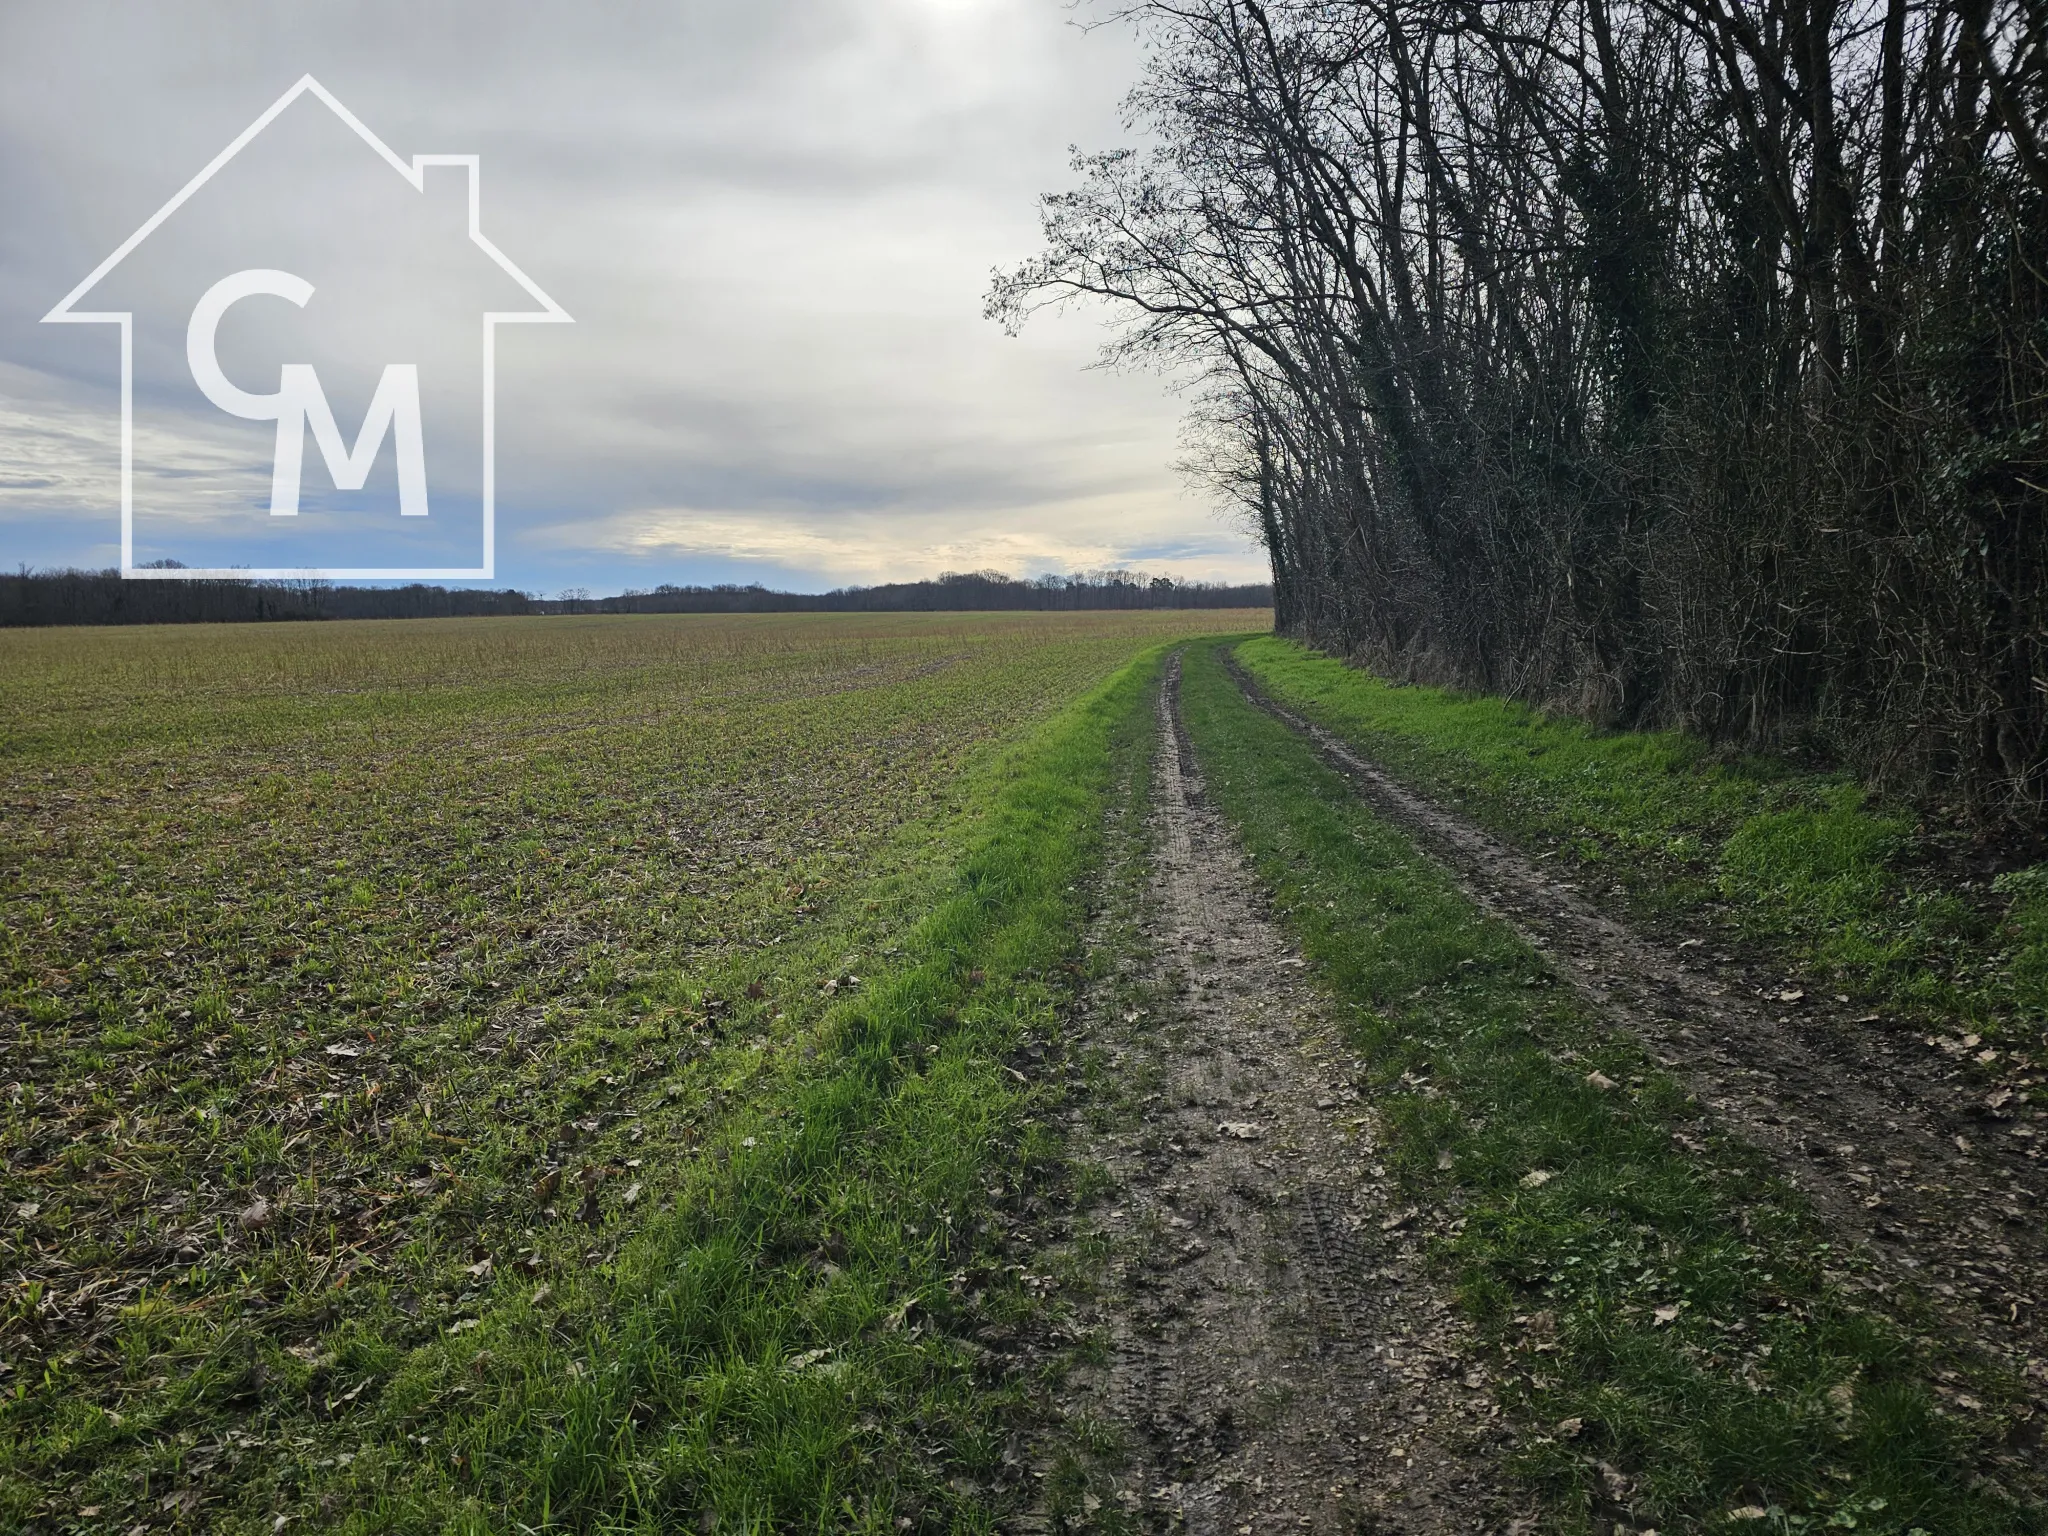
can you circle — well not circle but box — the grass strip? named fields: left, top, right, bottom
left=289, top=645, right=1167, bottom=1535
left=1177, top=641, right=2039, bottom=1535
left=1231, top=636, right=2048, bottom=1050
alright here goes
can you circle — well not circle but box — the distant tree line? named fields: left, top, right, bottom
left=994, top=0, right=2048, bottom=830
left=590, top=569, right=1270, bottom=613
left=0, top=570, right=533, bottom=627
left=0, top=566, right=1269, bottom=628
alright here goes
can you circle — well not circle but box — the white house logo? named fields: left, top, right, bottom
left=43, top=75, right=570, bottom=581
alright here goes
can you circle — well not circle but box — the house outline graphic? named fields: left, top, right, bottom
left=42, top=73, right=572, bottom=582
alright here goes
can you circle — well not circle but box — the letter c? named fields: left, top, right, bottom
left=187, top=269, right=314, bottom=420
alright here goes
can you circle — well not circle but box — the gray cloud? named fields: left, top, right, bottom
left=0, top=0, right=1262, bottom=591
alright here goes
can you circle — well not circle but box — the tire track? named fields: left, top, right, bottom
left=1225, top=650, right=2048, bottom=1412
left=1040, top=655, right=1520, bottom=1534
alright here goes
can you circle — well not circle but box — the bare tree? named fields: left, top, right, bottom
left=994, top=0, right=2048, bottom=829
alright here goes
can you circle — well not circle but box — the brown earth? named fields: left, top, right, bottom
left=1033, top=657, right=1526, bottom=1534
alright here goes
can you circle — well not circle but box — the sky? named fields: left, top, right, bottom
left=0, top=1, right=1265, bottom=595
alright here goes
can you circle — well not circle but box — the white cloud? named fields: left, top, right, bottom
left=538, top=492, right=1263, bottom=588
left=0, top=0, right=1265, bottom=592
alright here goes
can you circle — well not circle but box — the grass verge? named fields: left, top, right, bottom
left=1231, top=636, right=2048, bottom=1052
left=1178, top=640, right=2041, bottom=1535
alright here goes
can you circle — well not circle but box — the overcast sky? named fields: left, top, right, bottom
left=0, top=1, right=1263, bottom=594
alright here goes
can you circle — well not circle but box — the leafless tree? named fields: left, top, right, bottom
left=994, top=0, right=2048, bottom=829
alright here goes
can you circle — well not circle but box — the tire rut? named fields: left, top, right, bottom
left=1225, top=651, right=2048, bottom=1411
left=1038, top=656, right=1522, bottom=1534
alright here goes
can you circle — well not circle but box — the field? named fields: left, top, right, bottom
left=0, top=611, right=1252, bottom=1532
left=7, top=614, right=2045, bottom=1536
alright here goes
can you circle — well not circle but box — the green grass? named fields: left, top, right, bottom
left=0, top=611, right=1237, bottom=1533
left=1233, top=636, right=2048, bottom=1046
left=1178, top=640, right=2040, bottom=1535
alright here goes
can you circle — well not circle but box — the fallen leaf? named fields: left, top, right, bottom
left=621, top=1182, right=643, bottom=1207
left=529, top=1285, right=552, bottom=1307
left=744, top=981, right=766, bottom=1000
left=1585, top=1070, right=1618, bottom=1091
left=1216, top=1121, right=1262, bottom=1140
left=1653, top=1304, right=1682, bottom=1325
left=1728, top=1507, right=1769, bottom=1521
left=448, top=1318, right=480, bottom=1334
left=324, top=1043, right=363, bottom=1058
left=239, top=1198, right=271, bottom=1231
left=1520, top=1169, right=1554, bottom=1188
left=532, top=1168, right=561, bottom=1203
left=466, top=1257, right=493, bottom=1281
left=1828, top=1380, right=1855, bottom=1421
left=1556, top=1415, right=1583, bottom=1438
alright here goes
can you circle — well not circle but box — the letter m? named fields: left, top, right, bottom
left=270, top=363, right=429, bottom=518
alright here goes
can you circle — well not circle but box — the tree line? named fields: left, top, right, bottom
left=0, top=567, right=1269, bottom=627
left=994, top=0, right=2047, bottom=831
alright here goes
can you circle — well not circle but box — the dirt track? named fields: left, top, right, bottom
left=1225, top=652, right=2048, bottom=1421
left=1042, top=656, right=1522, bottom=1534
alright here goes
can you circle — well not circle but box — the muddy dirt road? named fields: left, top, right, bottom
left=1226, top=654, right=2048, bottom=1412
left=1045, top=658, right=1522, bottom=1534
